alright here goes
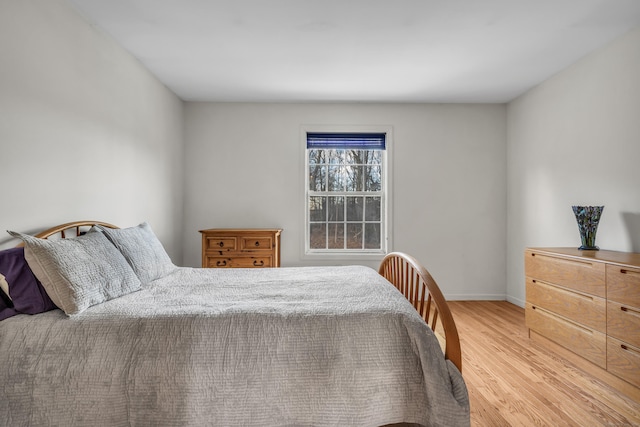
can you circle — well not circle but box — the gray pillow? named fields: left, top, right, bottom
left=7, top=230, right=141, bottom=316
left=95, top=222, right=175, bottom=284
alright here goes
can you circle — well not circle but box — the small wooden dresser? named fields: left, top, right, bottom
left=200, top=228, right=282, bottom=268
left=525, top=247, right=640, bottom=398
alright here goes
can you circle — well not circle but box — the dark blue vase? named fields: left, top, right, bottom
left=572, top=205, right=604, bottom=250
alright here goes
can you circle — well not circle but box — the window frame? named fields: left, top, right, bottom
left=301, top=125, right=392, bottom=260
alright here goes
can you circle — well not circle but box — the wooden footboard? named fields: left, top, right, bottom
left=379, top=252, right=462, bottom=373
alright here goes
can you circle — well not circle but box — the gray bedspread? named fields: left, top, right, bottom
left=0, top=265, right=469, bottom=426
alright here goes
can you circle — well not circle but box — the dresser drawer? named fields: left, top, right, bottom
left=525, top=303, right=606, bottom=368
left=240, top=236, right=274, bottom=252
left=607, top=264, right=640, bottom=307
left=607, top=337, right=640, bottom=388
left=205, top=256, right=273, bottom=268
left=204, top=236, right=237, bottom=251
left=526, top=278, right=606, bottom=332
left=525, top=250, right=606, bottom=297
left=608, top=301, right=640, bottom=348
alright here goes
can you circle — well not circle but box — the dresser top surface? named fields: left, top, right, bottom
left=200, top=228, right=282, bottom=234
left=528, top=247, right=640, bottom=268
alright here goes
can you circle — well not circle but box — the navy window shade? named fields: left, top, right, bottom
left=306, top=132, right=386, bottom=150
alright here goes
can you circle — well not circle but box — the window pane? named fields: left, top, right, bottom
left=346, top=197, right=363, bottom=221
left=327, top=149, right=344, bottom=165
left=365, top=223, right=381, bottom=249
left=327, top=223, right=344, bottom=249
left=346, top=223, right=363, bottom=249
left=364, top=165, right=381, bottom=191
left=346, top=149, right=363, bottom=164
left=308, top=164, right=326, bottom=191
left=308, top=149, right=325, bottom=166
left=365, top=150, right=382, bottom=165
left=345, top=165, right=363, bottom=191
left=328, top=165, right=344, bottom=191
left=309, top=196, right=326, bottom=221
left=327, top=196, right=344, bottom=221
left=365, top=197, right=381, bottom=221
left=347, top=149, right=381, bottom=165
left=309, top=223, right=326, bottom=249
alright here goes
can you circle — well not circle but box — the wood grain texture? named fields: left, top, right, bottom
left=607, top=337, right=640, bottom=389
left=525, top=303, right=607, bottom=368
left=526, top=277, right=606, bottom=332
left=449, top=301, right=640, bottom=426
left=525, top=249, right=606, bottom=297
left=199, top=228, right=282, bottom=268
left=608, top=301, right=640, bottom=347
left=607, top=264, right=640, bottom=307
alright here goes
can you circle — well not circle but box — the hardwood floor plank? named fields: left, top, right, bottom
left=449, top=301, right=640, bottom=426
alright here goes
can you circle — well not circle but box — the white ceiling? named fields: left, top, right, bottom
left=68, top=0, right=640, bottom=103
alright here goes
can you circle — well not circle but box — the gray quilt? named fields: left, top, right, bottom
left=0, top=266, right=469, bottom=426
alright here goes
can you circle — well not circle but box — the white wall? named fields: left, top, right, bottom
left=184, top=102, right=507, bottom=299
left=12, top=0, right=634, bottom=305
left=0, top=0, right=185, bottom=262
left=507, top=27, right=640, bottom=306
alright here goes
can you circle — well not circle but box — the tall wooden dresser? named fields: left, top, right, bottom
left=200, top=228, right=282, bottom=268
left=525, top=247, right=640, bottom=399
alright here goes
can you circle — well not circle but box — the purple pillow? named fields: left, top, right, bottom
left=0, top=247, right=57, bottom=320
left=0, top=295, right=18, bottom=321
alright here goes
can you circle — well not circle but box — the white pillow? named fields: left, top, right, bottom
left=95, top=222, right=175, bottom=284
left=7, top=230, right=141, bottom=315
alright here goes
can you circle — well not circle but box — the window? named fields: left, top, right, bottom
left=305, top=131, right=388, bottom=255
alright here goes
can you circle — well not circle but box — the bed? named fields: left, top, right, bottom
left=0, top=221, right=469, bottom=427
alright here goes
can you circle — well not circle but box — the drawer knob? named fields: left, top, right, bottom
left=255, top=241, right=260, bottom=247
left=620, top=306, right=640, bottom=317
left=216, top=260, right=227, bottom=266
left=621, top=344, right=640, bottom=355
left=253, top=260, right=264, bottom=267
left=218, top=242, right=224, bottom=248
left=620, top=268, right=640, bottom=277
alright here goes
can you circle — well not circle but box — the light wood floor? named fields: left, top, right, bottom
left=449, top=301, right=640, bottom=426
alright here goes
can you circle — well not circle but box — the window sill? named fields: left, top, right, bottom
left=302, top=250, right=387, bottom=261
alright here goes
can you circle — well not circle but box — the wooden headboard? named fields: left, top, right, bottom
left=14, top=221, right=119, bottom=247
left=32, top=221, right=119, bottom=239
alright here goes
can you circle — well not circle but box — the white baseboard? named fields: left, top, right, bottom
left=444, top=293, right=507, bottom=301
left=506, top=295, right=525, bottom=308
